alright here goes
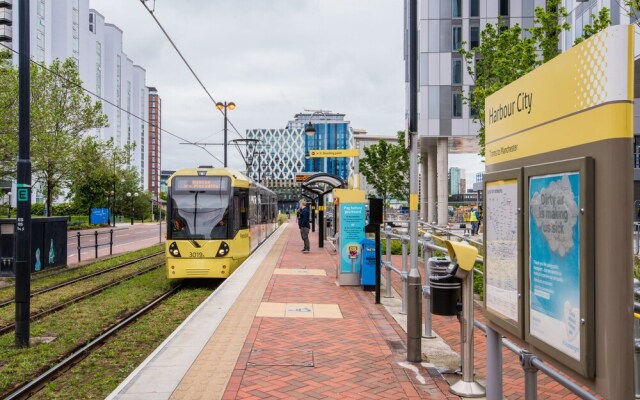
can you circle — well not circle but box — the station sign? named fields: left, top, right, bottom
left=482, top=25, right=633, bottom=397
left=295, top=174, right=312, bottom=183
left=308, top=149, right=359, bottom=158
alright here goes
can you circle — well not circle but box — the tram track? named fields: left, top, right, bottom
left=2, top=284, right=182, bottom=400
left=0, top=251, right=164, bottom=306
left=0, top=263, right=164, bottom=335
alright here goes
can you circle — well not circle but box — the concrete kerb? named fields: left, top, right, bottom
left=379, top=276, right=488, bottom=399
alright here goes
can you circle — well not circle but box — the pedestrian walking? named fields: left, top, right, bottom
left=298, top=199, right=310, bottom=253
left=470, top=206, right=479, bottom=236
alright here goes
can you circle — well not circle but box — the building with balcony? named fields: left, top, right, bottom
left=148, top=87, right=161, bottom=195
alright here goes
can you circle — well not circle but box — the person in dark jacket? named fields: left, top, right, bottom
left=298, top=199, right=310, bottom=253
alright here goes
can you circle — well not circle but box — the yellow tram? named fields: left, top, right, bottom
left=165, top=167, right=278, bottom=279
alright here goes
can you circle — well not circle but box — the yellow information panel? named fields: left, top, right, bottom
left=485, top=25, right=633, bottom=165
left=309, top=149, right=359, bottom=158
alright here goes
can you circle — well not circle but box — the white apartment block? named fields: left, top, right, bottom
left=0, top=0, right=151, bottom=192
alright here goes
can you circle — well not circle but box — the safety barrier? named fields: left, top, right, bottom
left=380, top=222, right=604, bottom=399
left=75, top=230, right=114, bottom=262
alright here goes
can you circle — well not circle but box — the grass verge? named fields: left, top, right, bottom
left=0, top=267, right=173, bottom=396
left=31, top=284, right=214, bottom=399
left=0, top=245, right=164, bottom=303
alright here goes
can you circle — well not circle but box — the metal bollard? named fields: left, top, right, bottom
left=94, top=230, right=99, bottom=259
left=110, top=229, right=114, bottom=255
left=77, top=232, right=81, bottom=262
left=401, top=238, right=408, bottom=315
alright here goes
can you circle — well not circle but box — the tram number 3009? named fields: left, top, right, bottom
left=189, top=252, right=204, bottom=258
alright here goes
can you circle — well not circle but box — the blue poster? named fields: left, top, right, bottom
left=339, top=203, right=365, bottom=273
left=529, top=172, right=580, bottom=360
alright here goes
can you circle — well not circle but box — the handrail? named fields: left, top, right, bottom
left=379, top=227, right=601, bottom=399
left=474, top=321, right=597, bottom=399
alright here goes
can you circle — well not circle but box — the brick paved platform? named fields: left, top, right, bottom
left=219, top=224, right=455, bottom=399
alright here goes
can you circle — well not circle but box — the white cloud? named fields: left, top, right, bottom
left=90, top=0, right=405, bottom=171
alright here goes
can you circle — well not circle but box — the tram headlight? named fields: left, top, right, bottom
left=216, top=241, right=229, bottom=257
left=169, top=242, right=181, bottom=257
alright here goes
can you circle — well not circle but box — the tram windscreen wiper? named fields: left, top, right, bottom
left=190, top=190, right=205, bottom=236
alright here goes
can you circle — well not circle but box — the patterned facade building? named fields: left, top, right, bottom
left=148, top=87, right=161, bottom=195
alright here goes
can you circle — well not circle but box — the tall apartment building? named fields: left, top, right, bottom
left=148, top=87, right=161, bottom=195
left=413, top=0, right=637, bottom=223
left=1, top=1, right=154, bottom=192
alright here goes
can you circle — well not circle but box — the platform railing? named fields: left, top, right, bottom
left=379, top=224, right=605, bottom=399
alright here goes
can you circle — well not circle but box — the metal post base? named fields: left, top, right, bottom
left=449, top=380, right=486, bottom=398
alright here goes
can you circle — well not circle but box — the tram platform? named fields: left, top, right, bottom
left=107, top=223, right=458, bottom=399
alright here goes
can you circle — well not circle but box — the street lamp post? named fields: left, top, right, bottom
left=126, top=192, right=138, bottom=225
left=216, top=101, right=236, bottom=167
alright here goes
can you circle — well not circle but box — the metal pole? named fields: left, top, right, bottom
left=15, top=0, right=32, bottom=348
left=422, top=242, right=435, bottom=338
left=449, top=271, right=485, bottom=397
left=385, top=234, right=392, bottom=298
left=319, top=195, right=324, bottom=248
left=110, top=229, right=114, bottom=255
left=223, top=105, right=228, bottom=167
left=486, top=325, right=503, bottom=400
left=375, top=224, right=381, bottom=304
left=635, top=279, right=640, bottom=398
left=158, top=194, right=162, bottom=243
left=406, top=0, right=422, bottom=363
left=77, top=232, right=81, bottom=262
left=94, top=231, right=98, bottom=259
left=401, top=239, right=408, bottom=315
left=521, top=351, right=538, bottom=400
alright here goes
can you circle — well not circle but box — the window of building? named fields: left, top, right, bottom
left=89, top=12, right=95, bottom=33
left=469, top=87, right=478, bottom=118
left=452, top=26, right=462, bottom=51
left=470, top=27, right=480, bottom=49
left=499, top=0, right=509, bottom=16
left=453, top=0, right=462, bottom=18
left=452, top=90, right=463, bottom=118
left=452, top=59, right=462, bottom=84
left=470, top=0, right=480, bottom=17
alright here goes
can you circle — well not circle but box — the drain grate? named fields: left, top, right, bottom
left=386, top=339, right=406, bottom=352
left=247, top=349, right=314, bottom=367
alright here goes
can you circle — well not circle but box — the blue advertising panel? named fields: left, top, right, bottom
left=528, top=172, right=581, bottom=361
left=339, top=203, right=365, bottom=273
left=90, top=208, right=110, bottom=225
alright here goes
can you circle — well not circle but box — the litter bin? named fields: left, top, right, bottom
left=360, top=238, right=378, bottom=290
left=429, top=257, right=461, bottom=316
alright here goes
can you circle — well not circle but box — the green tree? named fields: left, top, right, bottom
left=573, top=7, right=611, bottom=45
left=30, top=58, right=108, bottom=214
left=528, top=0, right=570, bottom=63
left=0, top=50, right=18, bottom=181
left=358, top=131, right=410, bottom=208
left=459, top=22, right=538, bottom=156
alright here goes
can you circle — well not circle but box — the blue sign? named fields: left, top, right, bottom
left=529, top=172, right=581, bottom=361
left=90, top=208, right=110, bottom=225
left=339, top=203, right=365, bottom=273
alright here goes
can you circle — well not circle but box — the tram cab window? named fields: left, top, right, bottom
left=169, top=176, right=231, bottom=240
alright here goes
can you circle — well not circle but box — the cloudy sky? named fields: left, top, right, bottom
left=90, top=0, right=483, bottom=184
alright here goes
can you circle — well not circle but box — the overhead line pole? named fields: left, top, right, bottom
left=15, top=0, right=32, bottom=348
left=406, top=0, right=422, bottom=363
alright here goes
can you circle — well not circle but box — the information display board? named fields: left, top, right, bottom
left=483, top=169, right=522, bottom=338
left=339, top=203, right=365, bottom=273
left=524, top=158, right=594, bottom=377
